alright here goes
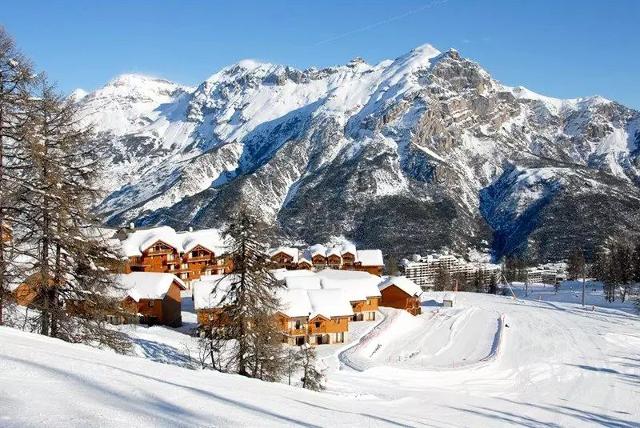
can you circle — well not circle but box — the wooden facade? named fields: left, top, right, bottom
left=277, top=312, right=350, bottom=346
left=270, top=251, right=297, bottom=269
left=351, top=296, right=380, bottom=321
left=270, top=248, right=384, bottom=276
left=379, top=284, right=421, bottom=316
left=1, top=223, right=11, bottom=243
left=126, top=240, right=229, bottom=286
left=12, top=273, right=54, bottom=307
left=122, top=279, right=185, bottom=327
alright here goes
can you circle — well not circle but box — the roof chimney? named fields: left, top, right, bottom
left=129, top=222, right=135, bottom=230
left=188, top=226, right=193, bottom=232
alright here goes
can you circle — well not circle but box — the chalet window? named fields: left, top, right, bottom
left=167, top=254, right=174, bottom=261
left=315, top=321, right=320, bottom=328
left=148, top=301, right=154, bottom=307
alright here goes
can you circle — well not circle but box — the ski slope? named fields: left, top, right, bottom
left=1, top=292, right=639, bottom=427
left=341, top=305, right=502, bottom=371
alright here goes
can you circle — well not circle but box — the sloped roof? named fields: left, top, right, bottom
left=308, top=244, right=327, bottom=257
left=356, top=249, right=384, bottom=266
left=285, top=276, right=322, bottom=290
left=378, top=276, right=422, bottom=297
left=316, top=269, right=381, bottom=301
left=120, top=226, right=226, bottom=257
left=307, top=289, right=353, bottom=319
left=340, top=243, right=357, bottom=255
left=192, top=274, right=237, bottom=310
left=270, top=247, right=299, bottom=263
left=279, top=288, right=353, bottom=319
left=179, top=229, right=226, bottom=254
left=115, top=272, right=186, bottom=302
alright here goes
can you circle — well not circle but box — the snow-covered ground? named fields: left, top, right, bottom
left=1, top=288, right=639, bottom=426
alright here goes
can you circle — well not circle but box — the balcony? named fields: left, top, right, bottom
left=146, top=249, right=175, bottom=256
left=187, top=256, right=214, bottom=263
left=285, top=328, right=307, bottom=336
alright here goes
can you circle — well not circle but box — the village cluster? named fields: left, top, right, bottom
left=10, top=225, right=423, bottom=345
left=8, top=222, right=573, bottom=346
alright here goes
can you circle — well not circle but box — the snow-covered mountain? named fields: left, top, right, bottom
left=77, top=44, right=640, bottom=261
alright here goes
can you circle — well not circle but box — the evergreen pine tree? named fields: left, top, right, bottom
left=213, top=209, right=286, bottom=379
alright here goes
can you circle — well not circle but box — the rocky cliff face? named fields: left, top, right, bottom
left=75, top=44, right=640, bottom=261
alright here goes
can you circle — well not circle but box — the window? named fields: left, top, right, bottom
left=148, top=300, right=154, bottom=307
left=315, top=321, right=320, bottom=328
left=294, top=320, right=301, bottom=329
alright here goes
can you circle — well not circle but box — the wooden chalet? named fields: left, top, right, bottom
left=115, top=272, right=186, bottom=327
left=378, top=276, right=422, bottom=316
left=119, top=226, right=229, bottom=287
left=193, top=274, right=353, bottom=346
left=192, top=274, right=235, bottom=330
left=315, top=269, right=381, bottom=321
left=270, top=247, right=299, bottom=269
left=269, top=244, right=385, bottom=276
left=277, top=288, right=352, bottom=346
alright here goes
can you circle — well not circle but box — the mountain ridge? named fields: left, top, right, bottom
left=77, top=43, right=640, bottom=261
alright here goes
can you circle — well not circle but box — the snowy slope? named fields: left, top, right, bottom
left=342, top=306, right=500, bottom=370
left=77, top=44, right=640, bottom=260
left=2, top=290, right=639, bottom=427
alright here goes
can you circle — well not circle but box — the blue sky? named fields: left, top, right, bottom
left=4, top=0, right=639, bottom=108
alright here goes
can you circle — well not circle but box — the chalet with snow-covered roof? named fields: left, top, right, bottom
left=315, top=270, right=381, bottom=321
left=192, top=274, right=235, bottom=328
left=269, top=243, right=385, bottom=276
left=115, top=272, right=186, bottom=327
left=270, top=247, right=299, bottom=269
left=193, top=272, right=354, bottom=345
left=378, top=276, right=422, bottom=315
left=277, top=288, right=352, bottom=346
left=118, top=226, right=229, bottom=286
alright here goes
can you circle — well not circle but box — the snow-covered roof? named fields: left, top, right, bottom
left=270, top=268, right=316, bottom=281
left=270, top=247, right=299, bottom=263
left=316, top=269, right=381, bottom=301
left=285, top=276, right=322, bottom=290
left=340, top=243, right=357, bottom=255
left=307, top=289, right=353, bottom=319
left=115, top=272, right=186, bottom=302
left=308, top=244, right=327, bottom=257
left=327, top=247, right=342, bottom=257
left=378, top=276, right=422, bottom=297
left=356, top=249, right=384, bottom=266
left=179, top=228, right=226, bottom=254
left=278, top=288, right=313, bottom=318
left=120, top=226, right=226, bottom=257
left=298, top=253, right=313, bottom=265
left=279, top=288, right=353, bottom=319
left=192, top=274, right=237, bottom=310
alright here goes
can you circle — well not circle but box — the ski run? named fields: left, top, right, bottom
left=2, top=285, right=638, bottom=427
